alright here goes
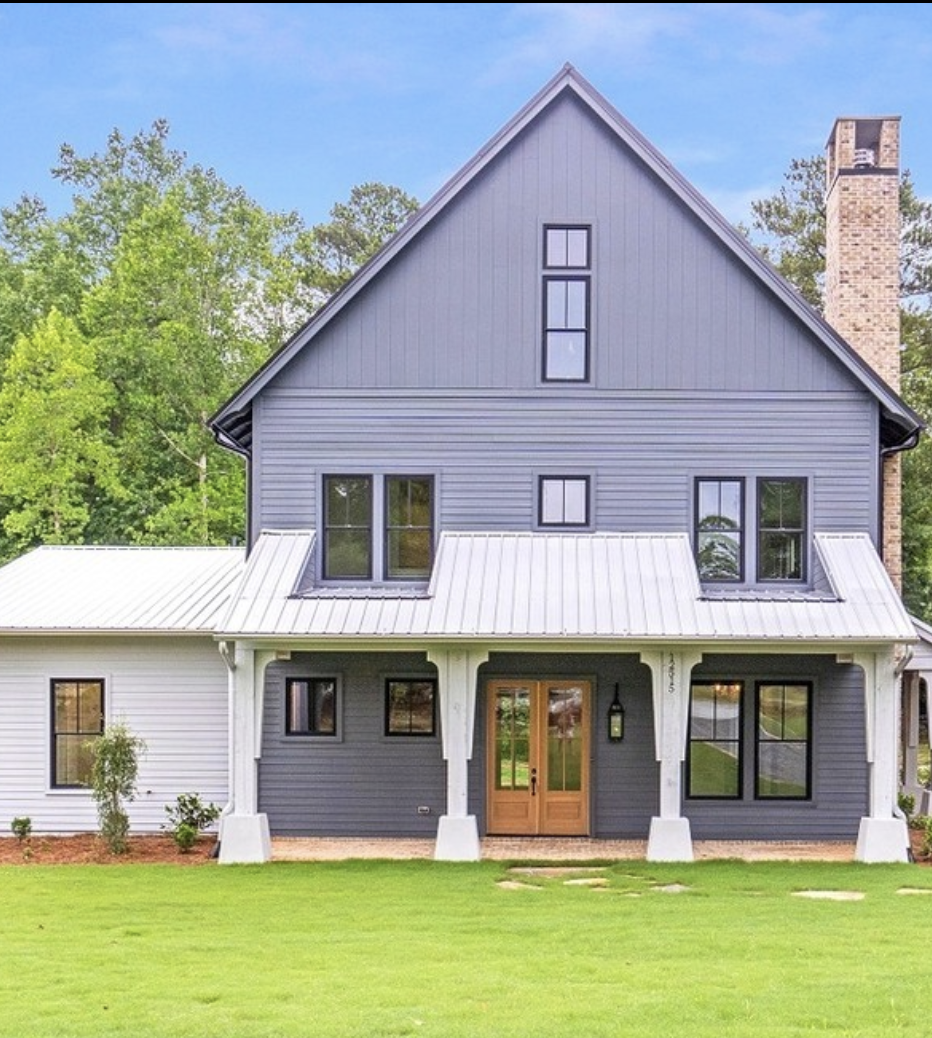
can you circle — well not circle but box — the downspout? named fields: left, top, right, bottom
left=893, top=646, right=915, bottom=859
left=216, top=640, right=238, bottom=857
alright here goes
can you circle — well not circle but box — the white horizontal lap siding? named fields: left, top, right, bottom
left=0, top=636, right=228, bottom=836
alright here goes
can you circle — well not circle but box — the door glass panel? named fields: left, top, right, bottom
left=494, top=687, right=530, bottom=791
left=547, top=685, right=583, bottom=792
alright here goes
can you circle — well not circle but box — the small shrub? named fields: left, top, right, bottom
left=88, top=721, right=146, bottom=855
left=898, top=792, right=916, bottom=821
left=163, top=793, right=221, bottom=853
left=922, top=816, right=932, bottom=859
left=11, top=816, right=32, bottom=841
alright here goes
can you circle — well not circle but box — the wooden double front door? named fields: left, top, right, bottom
left=486, top=679, right=591, bottom=836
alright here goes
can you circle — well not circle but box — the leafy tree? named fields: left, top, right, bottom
left=745, top=159, right=932, bottom=620
left=299, top=181, right=420, bottom=298
left=0, top=309, right=122, bottom=556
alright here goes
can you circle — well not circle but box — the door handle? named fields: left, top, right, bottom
left=530, top=767, right=537, bottom=796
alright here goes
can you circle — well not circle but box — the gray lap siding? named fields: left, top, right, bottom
left=258, top=650, right=866, bottom=842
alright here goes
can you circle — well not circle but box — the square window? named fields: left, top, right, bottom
left=544, top=226, right=590, bottom=269
left=286, top=677, right=338, bottom=736
left=539, top=476, right=590, bottom=527
left=51, top=679, right=104, bottom=788
left=385, top=679, right=436, bottom=736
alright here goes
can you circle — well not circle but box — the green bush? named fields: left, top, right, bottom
left=163, top=793, right=221, bottom=853
left=11, top=816, right=31, bottom=840
left=88, top=722, right=146, bottom=854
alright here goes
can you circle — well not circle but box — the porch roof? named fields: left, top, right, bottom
left=0, top=544, right=245, bottom=633
left=215, top=530, right=916, bottom=647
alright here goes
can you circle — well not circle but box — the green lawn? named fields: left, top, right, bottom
left=2, top=858, right=931, bottom=1037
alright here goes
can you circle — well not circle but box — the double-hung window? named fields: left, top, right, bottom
left=51, top=679, right=104, bottom=788
left=687, top=682, right=743, bottom=798
left=543, top=225, right=591, bottom=382
left=756, top=682, right=811, bottom=798
left=757, top=478, right=806, bottom=581
left=695, top=478, right=744, bottom=581
left=323, top=474, right=434, bottom=581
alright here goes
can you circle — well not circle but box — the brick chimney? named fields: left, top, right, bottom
left=824, top=116, right=902, bottom=588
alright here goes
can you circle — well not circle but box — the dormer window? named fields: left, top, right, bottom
left=542, top=225, right=590, bottom=382
left=322, top=474, right=434, bottom=582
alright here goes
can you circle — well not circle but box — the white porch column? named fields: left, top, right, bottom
left=641, top=650, right=703, bottom=861
left=853, top=649, right=910, bottom=863
left=218, top=643, right=275, bottom=864
left=427, top=647, right=489, bottom=861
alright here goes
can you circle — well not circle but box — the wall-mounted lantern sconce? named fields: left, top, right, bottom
left=608, top=683, right=625, bottom=742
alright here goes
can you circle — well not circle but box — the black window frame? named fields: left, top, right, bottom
left=686, top=681, right=744, bottom=800
left=51, top=678, right=104, bottom=789
left=756, top=477, right=807, bottom=583
left=542, top=224, right=591, bottom=383
left=754, top=681, right=812, bottom=800
left=538, top=475, right=591, bottom=528
left=384, top=678, right=438, bottom=737
left=694, top=477, right=745, bottom=582
left=322, top=475, right=373, bottom=581
left=284, top=676, right=340, bottom=738
left=383, top=474, right=435, bottom=582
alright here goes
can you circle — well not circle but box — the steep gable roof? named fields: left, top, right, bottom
left=210, top=63, right=923, bottom=454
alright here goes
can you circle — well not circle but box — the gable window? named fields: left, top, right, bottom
left=323, top=474, right=434, bottom=582
left=756, top=682, right=811, bottom=799
left=385, top=678, right=437, bottom=736
left=757, top=478, right=806, bottom=581
left=542, top=225, right=590, bottom=382
left=51, top=679, right=104, bottom=788
left=539, top=475, right=590, bottom=527
left=695, top=478, right=744, bottom=581
left=687, top=682, right=742, bottom=798
left=285, top=677, right=338, bottom=737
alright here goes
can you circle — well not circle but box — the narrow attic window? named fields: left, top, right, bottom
left=542, top=225, right=591, bottom=382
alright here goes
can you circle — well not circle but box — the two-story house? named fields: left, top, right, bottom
left=0, top=65, right=925, bottom=864
left=207, top=65, right=923, bottom=864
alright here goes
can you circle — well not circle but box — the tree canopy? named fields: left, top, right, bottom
left=0, top=121, right=418, bottom=558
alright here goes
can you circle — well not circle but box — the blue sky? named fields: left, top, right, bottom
left=2, top=3, right=932, bottom=228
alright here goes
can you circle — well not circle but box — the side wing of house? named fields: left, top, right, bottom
left=0, top=546, right=243, bottom=835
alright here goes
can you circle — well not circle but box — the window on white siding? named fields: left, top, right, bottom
left=539, top=476, right=590, bottom=527
left=543, top=225, right=591, bottom=382
left=51, top=679, right=104, bottom=788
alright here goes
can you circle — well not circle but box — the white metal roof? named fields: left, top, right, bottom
left=215, top=530, right=916, bottom=647
left=0, top=545, right=244, bottom=633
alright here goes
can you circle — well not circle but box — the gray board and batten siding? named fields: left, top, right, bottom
left=258, top=651, right=866, bottom=841
left=250, top=89, right=881, bottom=549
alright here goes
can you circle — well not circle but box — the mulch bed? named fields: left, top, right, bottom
left=0, top=832, right=218, bottom=865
